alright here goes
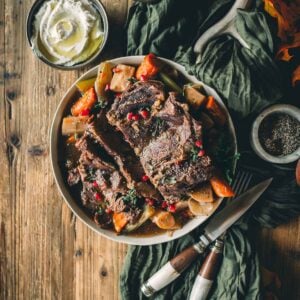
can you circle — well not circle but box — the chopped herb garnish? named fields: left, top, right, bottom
left=152, top=118, right=166, bottom=137
left=86, top=168, right=96, bottom=182
left=122, top=188, right=139, bottom=207
left=160, top=176, right=176, bottom=185
left=65, top=159, right=72, bottom=168
left=95, top=97, right=108, bottom=109
left=190, top=146, right=199, bottom=162
left=97, top=206, right=104, bottom=215
left=127, top=77, right=137, bottom=84
left=211, top=131, right=240, bottom=183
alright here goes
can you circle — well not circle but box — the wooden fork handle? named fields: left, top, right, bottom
left=189, top=239, right=224, bottom=300
left=141, top=241, right=208, bottom=297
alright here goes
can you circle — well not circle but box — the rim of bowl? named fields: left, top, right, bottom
left=50, top=56, right=238, bottom=245
left=251, top=104, right=300, bottom=164
left=26, top=0, right=109, bottom=70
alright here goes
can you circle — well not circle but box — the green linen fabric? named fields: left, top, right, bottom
left=120, top=0, right=300, bottom=299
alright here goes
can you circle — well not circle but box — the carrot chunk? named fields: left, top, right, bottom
left=71, top=87, right=97, bottom=116
left=112, top=212, right=128, bottom=233
left=205, top=96, right=226, bottom=126
left=210, top=175, right=235, bottom=198
left=136, top=54, right=160, bottom=80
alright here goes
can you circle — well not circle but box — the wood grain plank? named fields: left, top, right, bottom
left=258, top=218, right=300, bottom=300
left=0, top=1, right=13, bottom=299
left=2, top=1, right=78, bottom=299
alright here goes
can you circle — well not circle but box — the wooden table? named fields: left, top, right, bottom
left=0, top=1, right=299, bottom=299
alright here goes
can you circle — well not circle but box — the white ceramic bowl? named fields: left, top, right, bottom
left=50, top=56, right=237, bottom=245
left=251, top=104, right=300, bottom=164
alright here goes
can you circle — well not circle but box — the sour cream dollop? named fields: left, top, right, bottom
left=31, top=0, right=104, bottom=66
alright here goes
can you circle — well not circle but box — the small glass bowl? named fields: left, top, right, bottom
left=26, top=0, right=109, bottom=70
left=251, top=104, right=300, bottom=164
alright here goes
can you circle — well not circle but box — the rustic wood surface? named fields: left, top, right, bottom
left=0, top=1, right=299, bottom=299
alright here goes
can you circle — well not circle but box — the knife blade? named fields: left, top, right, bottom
left=199, top=177, right=273, bottom=244
left=141, top=178, right=273, bottom=297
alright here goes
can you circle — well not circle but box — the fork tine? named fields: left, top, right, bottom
left=236, top=172, right=252, bottom=196
left=227, top=172, right=241, bottom=201
left=228, top=171, right=253, bottom=202
left=236, top=172, right=247, bottom=195
left=243, top=174, right=253, bottom=193
left=239, top=173, right=253, bottom=195
left=227, top=171, right=244, bottom=201
left=233, top=171, right=246, bottom=196
left=231, top=171, right=241, bottom=191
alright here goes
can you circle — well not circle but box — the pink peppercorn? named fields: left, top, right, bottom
left=161, top=201, right=168, bottom=209
left=195, top=140, right=202, bottom=148
left=168, top=204, right=176, bottom=213
left=127, top=112, right=134, bottom=120
left=198, top=150, right=205, bottom=157
left=132, top=114, right=140, bottom=121
left=94, top=193, right=102, bottom=202
left=142, top=175, right=149, bottom=182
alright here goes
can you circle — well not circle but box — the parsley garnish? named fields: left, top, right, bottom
left=65, top=159, right=72, bottom=168
left=160, top=176, right=176, bottom=185
left=127, top=77, right=137, bottom=84
left=86, top=168, right=96, bottom=182
left=95, top=100, right=108, bottom=109
left=97, top=206, right=104, bottom=215
left=190, top=146, right=199, bottom=162
left=122, top=188, right=139, bottom=207
left=152, top=118, right=166, bottom=137
left=211, top=131, right=240, bottom=183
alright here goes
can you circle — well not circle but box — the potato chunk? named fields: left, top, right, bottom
left=62, top=116, right=89, bottom=136
left=189, top=182, right=214, bottom=203
left=184, top=85, right=207, bottom=109
left=188, top=199, right=215, bottom=216
left=110, top=64, right=136, bottom=92
left=95, top=61, right=113, bottom=101
left=151, top=210, right=180, bottom=230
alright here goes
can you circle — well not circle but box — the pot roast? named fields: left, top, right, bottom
left=107, top=80, right=214, bottom=202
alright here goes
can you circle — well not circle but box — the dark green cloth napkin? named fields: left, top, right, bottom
left=120, top=1, right=300, bottom=299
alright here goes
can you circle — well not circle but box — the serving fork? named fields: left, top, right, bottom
left=141, top=170, right=254, bottom=298
left=189, top=170, right=253, bottom=300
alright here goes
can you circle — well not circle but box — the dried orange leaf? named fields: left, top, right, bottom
left=292, top=65, right=300, bottom=87
left=264, top=0, right=300, bottom=38
left=264, top=0, right=289, bottom=40
left=276, top=47, right=293, bottom=61
left=263, top=0, right=300, bottom=85
left=276, top=32, right=300, bottom=62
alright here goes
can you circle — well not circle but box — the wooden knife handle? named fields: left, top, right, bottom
left=141, top=241, right=207, bottom=297
left=189, top=239, right=224, bottom=300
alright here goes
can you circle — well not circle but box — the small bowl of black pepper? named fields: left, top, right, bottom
left=251, top=104, right=300, bottom=164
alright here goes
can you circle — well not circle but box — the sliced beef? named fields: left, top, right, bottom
left=87, top=110, right=162, bottom=201
left=107, top=80, right=166, bottom=151
left=74, top=134, right=141, bottom=224
left=110, top=80, right=165, bottom=118
left=75, top=134, right=127, bottom=211
left=107, top=81, right=214, bottom=202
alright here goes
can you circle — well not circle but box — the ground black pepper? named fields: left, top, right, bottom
left=258, top=113, right=300, bottom=156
